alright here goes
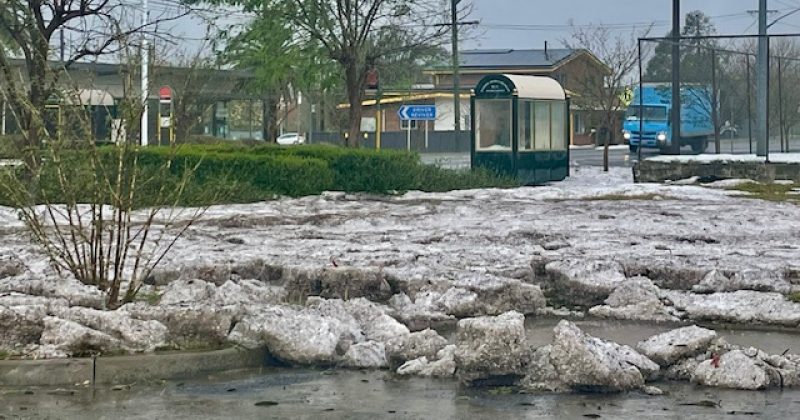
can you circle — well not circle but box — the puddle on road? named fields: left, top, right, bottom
left=525, top=317, right=800, bottom=356
left=4, top=367, right=800, bottom=420
left=5, top=319, right=800, bottom=419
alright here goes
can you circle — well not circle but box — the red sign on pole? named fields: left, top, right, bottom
left=159, top=86, right=172, bottom=101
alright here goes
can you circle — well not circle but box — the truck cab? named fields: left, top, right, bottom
left=623, top=84, right=713, bottom=154
left=622, top=104, right=670, bottom=151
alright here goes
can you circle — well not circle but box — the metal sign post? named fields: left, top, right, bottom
left=425, top=120, right=429, bottom=149
left=398, top=105, right=437, bottom=151
left=398, top=105, right=436, bottom=121
left=407, top=121, right=412, bottom=151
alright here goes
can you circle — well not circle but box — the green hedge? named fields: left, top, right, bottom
left=0, top=144, right=518, bottom=207
left=164, top=144, right=422, bottom=193
left=135, top=147, right=335, bottom=204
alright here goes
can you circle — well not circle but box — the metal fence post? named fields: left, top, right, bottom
left=712, top=48, right=720, bottom=154
left=670, top=0, right=682, bottom=155
left=746, top=54, right=753, bottom=154
left=778, top=55, right=785, bottom=153
left=637, top=38, right=644, bottom=162
left=766, top=36, right=771, bottom=162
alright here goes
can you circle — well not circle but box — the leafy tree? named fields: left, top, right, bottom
left=193, top=0, right=455, bottom=146
left=645, top=10, right=719, bottom=83
left=211, top=2, right=339, bottom=141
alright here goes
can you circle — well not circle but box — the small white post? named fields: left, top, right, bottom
left=1, top=101, right=6, bottom=136
left=407, top=120, right=412, bottom=151
left=425, top=120, right=429, bottom=149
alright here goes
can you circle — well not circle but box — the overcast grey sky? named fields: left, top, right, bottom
left=158, top=0, right=800, bottom=55
left=466, top=0, right=800, bottom=49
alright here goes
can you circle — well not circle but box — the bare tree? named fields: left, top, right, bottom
left=0, top=1, right=187, bottom=153
left=0, top=14, right=209, bottom=309
left=565, top=24, right=652, bottom=171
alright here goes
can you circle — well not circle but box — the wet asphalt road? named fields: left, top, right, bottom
left=421, top=137, right=800, bottom=169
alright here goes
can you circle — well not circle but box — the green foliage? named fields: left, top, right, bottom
left=0, top=134, right=28, bottom=159
left=137, top=291, right=163, bottom=305
left=246, top=145, right=422, bottom=192
left=788, top=291, right=800, bottom=303
left=645, top=10, right=719, bottom=83
left=216, top=1, right=339, bottom=94
left=0, top=144, right=518, bottom=207
left=415, top=165, right=519, bottom=192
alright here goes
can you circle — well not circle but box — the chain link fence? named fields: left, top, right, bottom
left=635, top=34, right=800, bottom=157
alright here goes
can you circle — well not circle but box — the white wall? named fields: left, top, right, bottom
left=434, top=97, right=470, bottom=131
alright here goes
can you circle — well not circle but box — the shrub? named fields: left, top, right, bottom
left=415, top=165, right=519, bottom=192
left=135, top=147, right=335, bottom=203
left=176, top=135, right=265, bottom=148
left=0, top=134, right=29, bottom=159
left=1, top=140, right=207, bottom=309
left=1, top=143, right=519, bottom=208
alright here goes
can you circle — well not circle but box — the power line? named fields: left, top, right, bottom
left=481, top=10, right=795, bottom=33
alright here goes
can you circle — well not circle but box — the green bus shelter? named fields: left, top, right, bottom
left=470, top=74, right=570, bottom=185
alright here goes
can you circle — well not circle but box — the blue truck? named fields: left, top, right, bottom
left=623, top=84, right=715, bottom=154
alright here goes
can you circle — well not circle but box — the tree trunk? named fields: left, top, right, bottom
left=262, top=94, right=279, bottom=143
left=23, top=34, right=56, bottom=155
left=603, top=124, right=610, bottom=172
left=345, top=62, right=365, bottom=148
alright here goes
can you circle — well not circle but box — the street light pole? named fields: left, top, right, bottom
left=451, top=0, right=461, bottom=143
left=141, top=0, right=149, bottom=146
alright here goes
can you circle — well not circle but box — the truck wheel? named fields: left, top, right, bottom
left=629, top=144, right=639, bottom=154
left=691, top=137, right=708, bottom=154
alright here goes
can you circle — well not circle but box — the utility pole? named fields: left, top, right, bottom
left=141, top=0, right=150, bottom=146
left=756, top=0, right=768, bottom=156
left=59, top=28, right=65, bottom=62
left=669, top=0, right=681, bottom=155
left=442, top=1, right=479, bottom=147
left=451, top=0, right=461, bottom=142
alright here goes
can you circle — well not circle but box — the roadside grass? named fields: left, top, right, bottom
left=136, top=291, right=162, bottom=305
left=0, top=350, right=8, bottom=360
left=787, top=291, right=800, bottom=303
left=725, top=182, right=800, bottom=203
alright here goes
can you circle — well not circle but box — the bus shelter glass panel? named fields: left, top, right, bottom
left=534, top=101, right=551, bottom=150
left=476, top=100, right=512, bottom=151
left=519, top=101, right=534, bottom=150
left=551, top=101, right=568, bottom=150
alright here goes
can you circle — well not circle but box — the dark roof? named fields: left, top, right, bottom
left=458, top=48, right=577, bottom=69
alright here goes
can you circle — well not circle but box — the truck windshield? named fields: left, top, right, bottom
left=626, top=106, right=668, bottom=121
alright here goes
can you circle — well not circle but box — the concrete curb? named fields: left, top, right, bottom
left=0, top=347, right=268, bottom=387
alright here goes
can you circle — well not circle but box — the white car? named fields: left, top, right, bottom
left=276, top=133, right=305, bottom=145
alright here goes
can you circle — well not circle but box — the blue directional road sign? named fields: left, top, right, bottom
left=397, top=105, right=436, bottom=121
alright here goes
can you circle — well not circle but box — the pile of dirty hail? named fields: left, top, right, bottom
left=2, top=165, right=800, bottom=392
